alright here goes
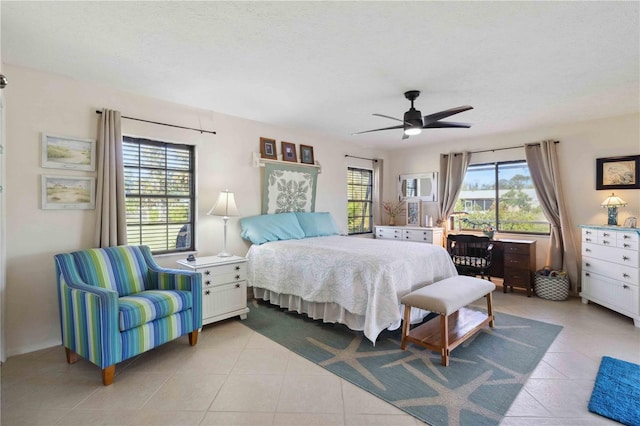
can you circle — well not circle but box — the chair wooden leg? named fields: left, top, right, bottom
left=65, top=348, right=78, bottom=364
left=401, top=305, right=411, bottom=350
left=102, top=365, right=115, bottom=386
left=189, top=329, right=199, bottom=346
left=486, top=292, right=495, bottom=327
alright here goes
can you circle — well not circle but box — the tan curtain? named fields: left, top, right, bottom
left=372, top=159, right=383, bottom=226
left=525, top=140, right=578, bottom=292
left=438, top=151, right=471, bottom=234
left=94, top=109, right=127, bottom=248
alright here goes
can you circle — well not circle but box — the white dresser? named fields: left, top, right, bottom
left=580, top=225, right=639, bottom=327
left=375, top=226, right=444, bottom=247
left=177, top=255, right=249, bottom=326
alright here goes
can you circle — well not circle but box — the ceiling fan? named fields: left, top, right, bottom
left=354, top=90, right=473, bottom=139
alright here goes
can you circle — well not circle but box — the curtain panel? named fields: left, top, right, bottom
left=525, top=140, right=578, bottom=292
left=438, top=151, right=471, bottom=233
left=94, top=109, right=127, bottom=248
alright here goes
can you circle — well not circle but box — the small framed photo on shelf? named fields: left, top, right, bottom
left=41, top=175, right=96, bottom=210
left=41, top=133, right=96, bottom=172
left=260, top=137, right=277, bottom=160
left=596, top=155, right=640, bottom=190
left=300, top=144, right=315, bottom=165
left=281, top=141, right=297, bottom=162
left=406, top=199, right=421, bottom=226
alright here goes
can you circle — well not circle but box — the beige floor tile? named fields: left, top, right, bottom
left=176, top=345, right=242, bottom=374
left=128, top=409, right=206, bottom=425
left=504, top=388, right=551, bottom=417
left=210, top=374, right=284, bottom=412
left=528, top=360, right=567, bottom=379
left=0, top=408, right=68, bottom=426
left=522, top=378, right=597, bottom=418
left=277, top=375, right=344, bottom=413
left=201, top=411, right=275, bottom=425
left=76, top=372, right=168, bottom=410
left=53, top=409, right=141, bottom=425
left=285, top=353, right=333, bottom=376
left=231, top=347, right=290, bottom=375
left=273, top=412, right=345, bottom=425
left=541, top=351, right=601, bottom=379
left=143, top=373, right=227, bottom=411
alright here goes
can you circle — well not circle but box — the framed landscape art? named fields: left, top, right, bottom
left=41, top=175, right=96, bottom=210
left=41, top=133, right=96, bottom=172
left=596, top=155, right=640, bottom=190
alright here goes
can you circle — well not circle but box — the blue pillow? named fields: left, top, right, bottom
left=295, top=212, right=340, bottom=237
left=240, top=213, right=305, bottom=245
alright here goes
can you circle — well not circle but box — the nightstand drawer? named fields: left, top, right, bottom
left=504, top=269, right=531, bottom=285
left=503, top=243, right=531, bottom=255
left=504, top=253, right=530, bottom=269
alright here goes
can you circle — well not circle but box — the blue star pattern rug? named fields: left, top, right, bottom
left=243, top=300, right=563, bottom=426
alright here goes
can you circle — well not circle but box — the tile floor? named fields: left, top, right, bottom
left=2, top=285, right=639, bottom=425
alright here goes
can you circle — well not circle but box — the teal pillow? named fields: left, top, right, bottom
left=295, top=212, right=340, bottom=237
left=240, top=213, right=305, bottom=245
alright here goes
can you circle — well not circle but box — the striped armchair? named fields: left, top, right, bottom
left=54, top=245, right=202, bottom=385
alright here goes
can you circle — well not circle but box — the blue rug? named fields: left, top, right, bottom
left=589, top=356, right=640, bottom=426
left=244, top=300, right=563, bottom=426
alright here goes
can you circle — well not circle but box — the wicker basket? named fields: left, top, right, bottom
left=534, top=273, right=569, bottom=301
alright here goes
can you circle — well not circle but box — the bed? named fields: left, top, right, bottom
left=241, top=212, right=458, bottom=344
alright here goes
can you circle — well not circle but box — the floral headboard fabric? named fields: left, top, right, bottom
left=262, top=162, right=318, bottom=214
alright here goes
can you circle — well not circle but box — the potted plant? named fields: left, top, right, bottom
left=382, top=200, right=406, bottom=226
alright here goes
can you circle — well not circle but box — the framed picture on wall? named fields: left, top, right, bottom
left=596, top=155, right=640, bottom=190
left=300, top=144, right=315, bottom=164
left=406, top=199, right=421, bottom=226
left=281, top=141, right=297, bottom=162
left=260, top=137, right=277, bottom=160
left=41, top=175, right=96, bottom=210
left=41, top=133, right=96, bottom=172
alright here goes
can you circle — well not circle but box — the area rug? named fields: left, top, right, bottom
left=588, top=356, right=640, bottom=426
left=243, top=300, right=563, bottom=426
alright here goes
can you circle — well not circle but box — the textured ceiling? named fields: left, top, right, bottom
left=2, top=1, right=639, bottom=149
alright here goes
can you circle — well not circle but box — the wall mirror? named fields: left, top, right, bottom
left=398, top=172, right=438, bottom=202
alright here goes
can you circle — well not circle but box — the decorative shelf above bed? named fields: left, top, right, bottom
left=251, top=152, right=322, bottom=173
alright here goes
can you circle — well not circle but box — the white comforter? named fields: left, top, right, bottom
left=246, top=235, right=458, bottom=342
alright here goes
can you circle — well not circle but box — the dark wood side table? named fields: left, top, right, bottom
left=486, top=239, right=537, bottom=296
left=500, top=239, right=536, bottom=297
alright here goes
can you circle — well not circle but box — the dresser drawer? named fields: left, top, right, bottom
left=376, top=228, right=402, bottom=239
left=504, top=253, right=530, bottom=269
left=403, top=229, right=433, bottom=242
left=503, top=243, right=531, bottom=255
left=582, top=242, right=639, bottom=268
left=583, top=256, right=638, bottom=286
left=582, top=271, right=639, bottom=316
left=504, top=269, right=532, bottom=287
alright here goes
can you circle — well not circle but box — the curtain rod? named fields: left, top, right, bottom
left=470, top=140, right=559, bottom=154
left=95, top=110, right=216, bottom=135
left=345, top=154, right=378, bottom=162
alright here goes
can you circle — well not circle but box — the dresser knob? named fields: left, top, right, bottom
left=623, top=285, right=629, bottom=290
left=585, top=272, right=590, bottom=277
left=624, top=235, right=630, bottom=239
left=235, top=274, right=241, bottom=279
left=205, top=280, right=211, bottom=285
left=586, top=248, right=591, bottom=252
left=603, top=240, right=610, bottom=245
left=235, top=265, right=241, bottom=270
left=235, top=283, right=240, bottom=288
left=623, top=273, right=630, bottom=278
left=585, top=263, right=590, bottom=267
left=204, top=270, right=211, bottom=276
left=603, top=232, right=610, bottom=237
left=586, top=238, right=592, bottom=242
left=624, top=244, right=630, bottom=248
left=586, top=230, right=592, bottom=235
left=205, top=290, right=211, bottom=295
left=622, top=256, right=630, bottom=261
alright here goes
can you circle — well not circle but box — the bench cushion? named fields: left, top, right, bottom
left=119, top=290, right=193, bottom=331
left=401, top=276, right=495, bottom=315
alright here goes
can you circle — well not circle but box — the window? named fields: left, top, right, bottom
left=123, top=136, right=195, bottom=254
left=347, top=167, right=373, bottom=234
left=454, top=161, right=550, bottom=235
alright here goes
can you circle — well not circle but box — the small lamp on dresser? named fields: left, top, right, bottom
left=600, top=193, right=627, bottom=226
left=208, top=189, right=240, bottom=257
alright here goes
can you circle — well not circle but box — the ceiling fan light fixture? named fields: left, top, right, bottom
left=404, top=127, right=422, bottom=136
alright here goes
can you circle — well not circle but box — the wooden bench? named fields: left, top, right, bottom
left=400, top=276, right=495, bottom=366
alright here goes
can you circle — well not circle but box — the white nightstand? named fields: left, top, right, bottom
left=176, top=255, right=249, bottom=326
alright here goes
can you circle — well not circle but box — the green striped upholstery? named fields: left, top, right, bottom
left=55, top=245, right=202, bottom=371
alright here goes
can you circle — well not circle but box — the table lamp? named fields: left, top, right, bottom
left=207, top=189, right=240, bottom=257
left=600, top=193, right=627, bottom=226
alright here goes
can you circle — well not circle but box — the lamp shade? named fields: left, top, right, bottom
left=207, top=190, right=240, bottom=217
left=601, top=193, right=627, bottom=208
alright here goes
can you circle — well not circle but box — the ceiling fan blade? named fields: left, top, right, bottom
left=372, top=113, right=406, bottom=124
left=423, top=105, right=473, bottom=124
left=423, top=121, right=472, bottom=129
left=352, top=124, right=405, bottom=135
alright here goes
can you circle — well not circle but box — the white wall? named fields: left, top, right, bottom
left=3, top=64, right=388, bottom=356
left=386, top=113, right=640, bottom=272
